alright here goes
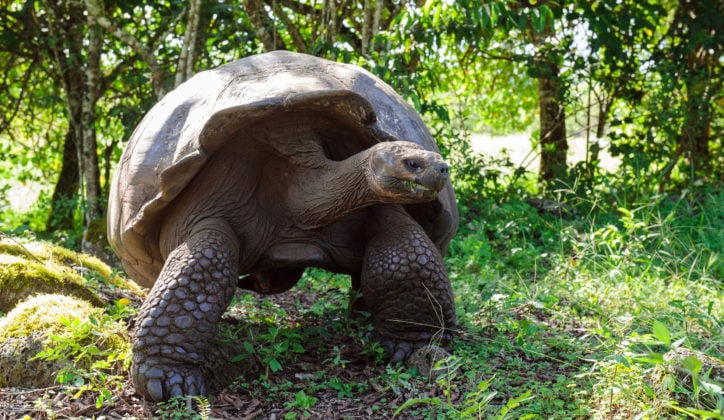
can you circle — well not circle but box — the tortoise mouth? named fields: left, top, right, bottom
left=405, top=179, right=439, bottom=195
left=394, top=177, right=443, bottom=201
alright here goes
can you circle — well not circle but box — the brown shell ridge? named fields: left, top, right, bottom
left=198, top=89, right=380, bottom=156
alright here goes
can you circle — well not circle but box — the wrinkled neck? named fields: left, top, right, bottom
left=287, top=149, right=379, bottom=228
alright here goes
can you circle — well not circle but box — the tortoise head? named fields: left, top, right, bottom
left=367, top=141, right=450, bottom=203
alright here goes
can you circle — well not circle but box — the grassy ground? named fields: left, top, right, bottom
left=442, top=187, right=723, bottom=419
left=1, top=180, right=722, bottom=419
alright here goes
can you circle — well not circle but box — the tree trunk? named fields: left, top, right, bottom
left=658, top=0, right=721, bottom=189
left=43, top=0, right=103, bottom=241
left=676, top=0, right=719, bottom=180
left=361, top=0, right=373, bottom=55
left=271, top=0, right=306, bottom=52
left=681, top=75, right=714, bottom=178
left=525, top=1, right=568, bottom=186
left=45, top=0, right=86, bottom=232
left=319, top=0, right=338, bottom=49
left=81, top=18, right=104, bottom=227
left=175, top=0, right=201, bottom=88
left=46, top=130, right=80, bottom=231
left=538, top=59, right=568, bottom=184
left=244, top=0, right=280, bottom=51
left=85, top=0, right=165, bottom=98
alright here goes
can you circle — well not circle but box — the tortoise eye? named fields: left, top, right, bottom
left=405, top=159, right=422, bottom=171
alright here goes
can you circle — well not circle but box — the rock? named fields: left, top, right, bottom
left=0, top=236, right=144, bottom=313
left=0, top=294, right=127, bottom=388
left=0, top=235, right=263, bottom=393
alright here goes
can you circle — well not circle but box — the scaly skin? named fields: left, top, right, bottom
left=361, top=205, right=456, bottom=362
left=131, top=220, right=239, bottom=401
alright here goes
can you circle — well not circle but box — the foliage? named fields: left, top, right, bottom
left=155, top=395, right=211, bottom=420
left=0, top=0, right=718, bottom=238
left=1, top=176, right=721, bottom=418
left=392, top=356, right=537, bottom=419
left=32, top=301, right=133, bottom=409
left=283, top=390, right=318, bottom=419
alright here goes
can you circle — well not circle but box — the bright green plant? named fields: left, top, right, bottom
left=323, top=345, right=350, bottom=369
left=320, top=376, right=369, bottom=399
left=155, top=395, right=211, bottom=420
left=240, top=324, right=306, bottom=376
left=590, top=319, right=723, bottom=419
left=31, top=301, right=132, bottom=409
left=283, top=390, right=318, bottom=419
left=394, top=369, right=534, bottom=419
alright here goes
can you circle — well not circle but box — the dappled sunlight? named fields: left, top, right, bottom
left=471, top=133, right=621, bottom=174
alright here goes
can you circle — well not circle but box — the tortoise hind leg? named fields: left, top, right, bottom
left=361, top=205, right=456, bottom=363
left=131, top=219, right=239, bottom=401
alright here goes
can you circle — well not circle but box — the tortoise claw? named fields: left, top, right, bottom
left=378, top=331, right=454, bottom=364
left=146, top=379, right=164, bottom=402
left=132, top=358, right=205, bottom=401
left=380, top=339, right=418, bottom=363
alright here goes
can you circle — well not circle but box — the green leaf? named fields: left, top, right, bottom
left=652, top=320, right=670, bottom=346
left=393, top=397, right=441, bottom=416
left=681, top=355, right=703, bottom=375
left=633, top=352, right=664, bottom=365
left=268, top=358, right=282, bottom=372
left=617, top=207, right=633, bottom=218
left=614, top=354, right=631, bottom=367
left=507, top=390, right=532, bottom=409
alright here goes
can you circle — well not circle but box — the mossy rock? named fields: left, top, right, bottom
left=0, top=236, right=144, bottom=313
left=0, top=294, right=130, bottom=388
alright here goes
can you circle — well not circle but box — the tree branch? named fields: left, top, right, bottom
left=271, top=1, right=307, bottom=52
left=85, top=0, right=165, bottom=98
left=0, top=57, right=35, bottom=134
left=175, top=0, right=201, bottom=88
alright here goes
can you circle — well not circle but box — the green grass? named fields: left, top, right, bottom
left=435, top=188, right=723, bottom=418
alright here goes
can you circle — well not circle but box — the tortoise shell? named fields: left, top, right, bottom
left=108, top=51, right=458, bottom=287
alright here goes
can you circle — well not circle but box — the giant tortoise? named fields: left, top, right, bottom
left=108, top=51, right=458, bottom=401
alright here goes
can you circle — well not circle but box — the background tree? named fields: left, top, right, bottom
left=0, top=0, right=721, bottom=249
left=660, top=0, right=722, bottom=185
left=1, top=0, right=193, bottom=246
left=576, top=0, right=722, bottom=194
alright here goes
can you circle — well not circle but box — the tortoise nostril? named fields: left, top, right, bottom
left=438, top=163, right=449, bottom=177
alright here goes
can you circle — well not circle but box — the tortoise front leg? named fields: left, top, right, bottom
left=361, top=205, right=456, bottom=362
left=131, top=220, right=239, bottom=401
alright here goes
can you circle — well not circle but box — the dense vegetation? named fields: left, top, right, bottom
left=0, top=0, right=721, bottom=418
